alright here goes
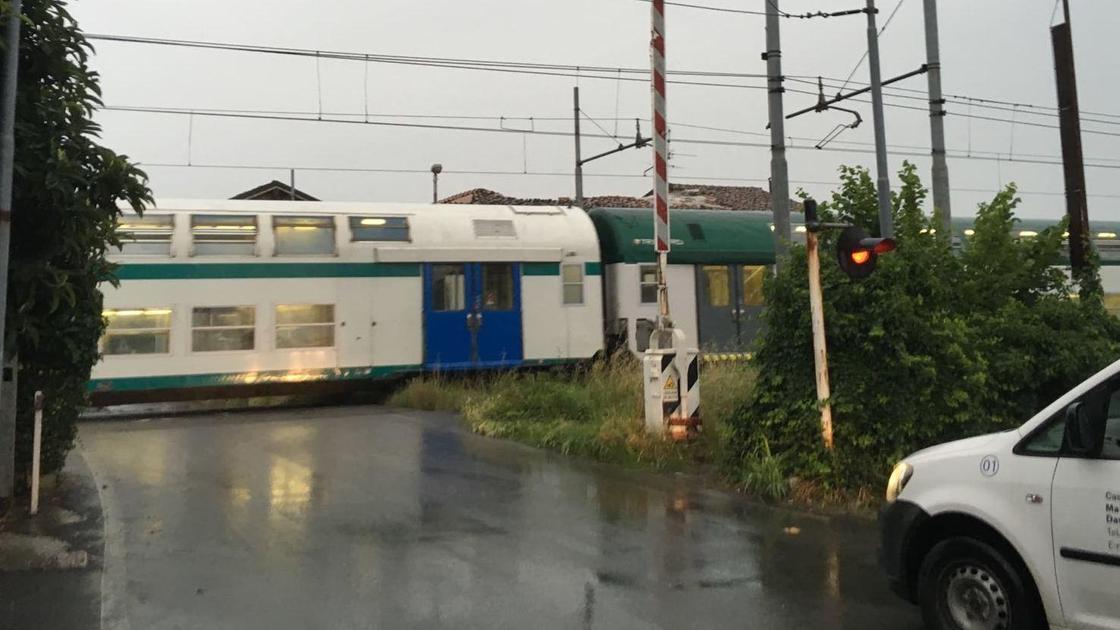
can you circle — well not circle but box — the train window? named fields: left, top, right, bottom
left=1105, top=294, right=1120, bottom=318
left=349, top=216, right=410, bottom=242
left=191, top=306, right=255, bottom=352
left=100, top=308, right=172, bottom=355
left=275, top=304, right=335, bottom=349
left=117, top=215, right=173, bottom=256
left=562, top=264, right=584, bottom=305
left=639, top=265, right=658, bottom=304
left=432, top=265, right=466, bottom=311
left=191, top=215, right=257, bottom=256
left=473, top=219, right=516, bottom=239
left=702, top=266, right=730, bottom=307
left=481, top=263, right=514, bottom=310
left=273, top=216, right=336, bottom=255
left=741, top=266, right=767, bottom=306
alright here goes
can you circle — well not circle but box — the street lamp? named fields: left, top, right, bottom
left=430, top=163, right=443, bottom=203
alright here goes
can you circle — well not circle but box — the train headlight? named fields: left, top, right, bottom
left=885, top=462, right=913, bottom=503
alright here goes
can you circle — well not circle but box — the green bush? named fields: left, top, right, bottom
left=8, top=0, right=150, bottom=484
left=730, top=163, right=1120, bottom=491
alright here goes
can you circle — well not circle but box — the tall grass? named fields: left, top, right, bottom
left=390, top=354, right=757, bottom=471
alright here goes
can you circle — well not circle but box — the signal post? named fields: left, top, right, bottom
left=804, top=200, right=895, bottom=450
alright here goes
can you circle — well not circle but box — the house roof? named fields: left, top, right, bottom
left=231, top=180, right=320, bottom=201
left=440, top=185, right=801, bottom=212
left=439, top=187, right=649, bottom=208
left=643, top=184, right=804, bottom=212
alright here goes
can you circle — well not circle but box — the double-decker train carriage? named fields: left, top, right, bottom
left=91, top=200, right=603, bottom=404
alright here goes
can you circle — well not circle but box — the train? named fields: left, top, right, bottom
left=88, top=199, right=1120, bottom=404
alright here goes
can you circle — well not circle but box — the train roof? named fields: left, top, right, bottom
left=118, top=199, right=601, bottom=263
left=588, top=207, right=774, bottom=265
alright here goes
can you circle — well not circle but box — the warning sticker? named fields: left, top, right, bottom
left=663, top=375, right=679, bottom=403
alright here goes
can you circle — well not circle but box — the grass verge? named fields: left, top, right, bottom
left=390, top=354, right=756, bottom=472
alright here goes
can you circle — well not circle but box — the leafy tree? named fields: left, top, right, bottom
left=730, top=163, right=1120, bottom=491
left=4, top=0, right=149, bottom=483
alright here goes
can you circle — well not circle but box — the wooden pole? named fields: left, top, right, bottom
left=30, top=391, right=43, bottom=515
left=806, top=232, right=834, bottom=449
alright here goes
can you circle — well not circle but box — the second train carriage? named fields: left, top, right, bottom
left=90, top=200, right=604, bottom=403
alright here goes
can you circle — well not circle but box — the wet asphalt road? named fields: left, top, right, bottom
left=80, top=406, right=923, bottom=630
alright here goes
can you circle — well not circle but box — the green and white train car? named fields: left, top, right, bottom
left=91, top=200, right=603, bottom=403
left=589, top=207, right=775, bottom=356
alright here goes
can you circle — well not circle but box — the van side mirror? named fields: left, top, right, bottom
left=1064, top=402, right=1099, bottom=456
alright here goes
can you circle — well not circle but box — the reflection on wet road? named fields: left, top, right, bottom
left=81, top=406, right=922, bottom=630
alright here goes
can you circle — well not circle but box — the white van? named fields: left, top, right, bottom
left=880, top=358, right=1120, bottom=630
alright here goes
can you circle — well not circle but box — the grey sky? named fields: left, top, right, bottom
left=72, top=0, right=1119, bottom=220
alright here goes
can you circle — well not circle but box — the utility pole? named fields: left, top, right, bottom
left=865, top=0, right=894, bottom=238
left=573, top=86, right=584, bottom=208
left=1051, top=0, right=1089, bottom=276
left=289, top=168, right=296, bottom=200
left=765, top=0, right=791, bottom=265
left=0, top=0, right=22, bottom=505
left=922, top=0, right=951, bottom=234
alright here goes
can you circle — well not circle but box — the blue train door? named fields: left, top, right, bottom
left=423, top=262, right=522, bottom=370
left=473, top=263, right=522, bottom=367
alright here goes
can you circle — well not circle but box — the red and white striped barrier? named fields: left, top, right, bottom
left=650, top=0, right=670, bottom=253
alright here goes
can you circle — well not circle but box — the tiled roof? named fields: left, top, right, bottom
left=439, top=188, right=648, bottom=208
left=231, top=180, right=320, bottom=201
left=440, top=185, right=801, bottom=212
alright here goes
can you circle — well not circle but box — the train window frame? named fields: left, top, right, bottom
left=639, top=264, right=658, bottom=304
left=116, top=215, right=175, bottom=257
left=275, top=304, right=336, bottom=350
left=191, top=306, right=256, bottom=353
left=741, top=265, right=767, bottom=307
left=190, top=214, right=258, bottom=257
left=561, top=263, right=584, bottom=305
left=349, top=216, right=410, bottom=242
left=100, top=308, right=173, bottom=356
left=272, top=216, right=337, bottom=256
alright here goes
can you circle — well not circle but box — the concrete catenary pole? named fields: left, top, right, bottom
left=0, top=0, right=22, bottom=504
left=573, top=86, right=584, bottom=208
left=1051, top=0, right=1089, bottom=276
left=922, top=0, right=951, bottom=234
left=765, top=0, right=791, bottom=265
left=865, top=0, right=894, bottom=238
left=650, top=0, right=672, bottom=333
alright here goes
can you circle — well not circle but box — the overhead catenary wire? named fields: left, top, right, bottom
left=99, top=105, right=1120, bottom=170
left=89, top=33, right=1120, bottom=133
left=133, top=160, right=1120, bottom=200
left=103, top=103, right=1120, bottom=164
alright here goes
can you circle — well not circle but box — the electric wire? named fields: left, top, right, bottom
left=100, top=105, right=1120, bottom=170
left=132, top=161, right=1120, bottom=200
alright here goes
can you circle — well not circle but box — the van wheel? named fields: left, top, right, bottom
left=917, top=537, right=1044, bottom=630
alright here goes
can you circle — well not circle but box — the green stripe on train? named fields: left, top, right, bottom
left=115, top=262, right=422, bottom=280
left=522, top=262, right=560, bottom=276
left=87, top=358, right=586, bottom=392
left=87, top=365, right=423, bottom=392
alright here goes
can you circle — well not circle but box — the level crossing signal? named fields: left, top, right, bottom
left=836, top=226, right=895, bottom=279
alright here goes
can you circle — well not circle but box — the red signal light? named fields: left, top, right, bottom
left=850, top=249, right=872, bottom=265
